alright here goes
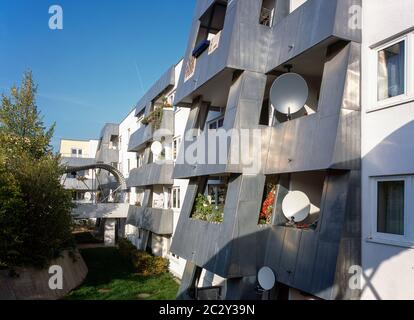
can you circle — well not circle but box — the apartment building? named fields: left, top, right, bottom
left=124, top=60, right=190, bottom=278
left=58, top=0, right=414, bottom=299
left=59, top=139, right=99, bottom=202
left=169, top=0, right=361, bottom=300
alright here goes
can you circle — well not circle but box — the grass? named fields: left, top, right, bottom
left=65, top=247, right=179, bottom=300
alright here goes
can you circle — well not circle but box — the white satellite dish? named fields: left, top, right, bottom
left=269, top=73, right=309, bottom=116
left=84, top=192, right=92, bottom=201
left=258, top=267, right=276, bottom=291
left=282, top=191, right=311, bottom=223
left=151, top=141, right=163, bottom=157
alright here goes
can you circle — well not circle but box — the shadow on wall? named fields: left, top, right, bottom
left=362, top=120, right=414, bottom=300
left=177, top=121, right=414, bottom=301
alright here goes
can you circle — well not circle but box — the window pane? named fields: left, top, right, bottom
left=377, top=180, right=405, bottom=235
left=378, top=41, right=405, bottom=100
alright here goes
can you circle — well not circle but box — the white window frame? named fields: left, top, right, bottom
left=369, top=34, right=413, bottom=112
left=71, top=148, right=83, bottom=158
left=137, top=152, right=144, bottom=168
left=171, top=187, right=181, bottom=209
left=370, top=175, right=414, bottom=245
left=207, top=116, right=225, bottom=131
left=172, top=136, right=181, bottom=161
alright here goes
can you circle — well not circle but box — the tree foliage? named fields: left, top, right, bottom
left=0, top=71, right=74, bottom=269
left=0, top=71, right=54, bottom=159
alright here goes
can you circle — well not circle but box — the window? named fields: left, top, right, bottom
left=371, top=176, right=414, bottom=244
left=193, top=2, right=227, bottom=58
left=191, top=175, right=229, bottom=223
left=260, top=0, right=276, bottom=27
left=171, top=187, right=181, bottom=209
left=172, top=136, right=181, bottom=161
left=378, top=40, right=406, bottom=101
left=137, top=111, right=145, bottom=128
left=110, top=135, right=119, bottom=149
left=137, top=152, right=144, bottom=168
left=71, top=148, right=83, bottom=158
left=127, top=159, right=131, bottom=172
left=377, top=180, right=405, bottom=235
left=208, top=116, right=224, bottom=130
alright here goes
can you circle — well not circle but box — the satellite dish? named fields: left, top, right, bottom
left=282, top=191, right=311, bottom=223
left=258, top=267, right=276, bottom=291
left=269, top=73, right=309, bottom=116
left=84, top=192, right=92, bottom=201
left=151, top=141, right=163, bottom=156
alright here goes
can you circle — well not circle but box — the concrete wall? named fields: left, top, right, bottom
left=361, top=0, right=414, bottom=300
left=0, top=250, right=87, bottom=300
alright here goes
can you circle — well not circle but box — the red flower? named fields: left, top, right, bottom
left=260, top=188, right=276, bottom=222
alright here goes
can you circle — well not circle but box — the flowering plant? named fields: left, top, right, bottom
left=259, top=187, right=276, bottom=224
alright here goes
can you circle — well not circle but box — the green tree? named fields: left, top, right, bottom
left=0, top=71, right=55, bottom=159
left=0, top=71, right=74, bottom=269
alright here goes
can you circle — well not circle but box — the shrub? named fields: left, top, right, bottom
left=118, top=238, right=137, bottom=259
left=118, top=238, right=169, bottom=276
left=192, top=193, right=224, bottom=223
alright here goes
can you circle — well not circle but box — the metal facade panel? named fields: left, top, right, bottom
left=292, top=230, right=319, bottom=291
left=266, top=0, right=337, bottom=72
left=140, top=208, right=174, bottom=235
left=127, top=162, right=174, bottom=188
left=134, top=65, right=175, bottom=116
left=277, top=228, right=302, bottom=285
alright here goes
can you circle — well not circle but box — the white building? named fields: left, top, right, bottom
left=361, top=0, right=414, bottom=300
left=121, top=60, right=190, bottom=278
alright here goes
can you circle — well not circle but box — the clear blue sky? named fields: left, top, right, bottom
left=0, top=0, right=194, bottom=151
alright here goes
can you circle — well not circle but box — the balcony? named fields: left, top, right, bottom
left=127, top=161, right=174, bottom=188
left=62, top=178, right=95, bottom=191
left=266, top=0, right=361, bottom=73
left=128, top=108, right=174, bottom=152
left=95, top=123, right=119, bottom=164
left=128, top=206, right=173, bottom=235
left=60, top=156, right=96, bottom=168
left=127, top=124, right=153, bottom=152
left=72, top=203, right=130, bottom=219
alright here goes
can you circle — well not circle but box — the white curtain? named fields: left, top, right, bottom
left=378, top=41, right=405, bottom=100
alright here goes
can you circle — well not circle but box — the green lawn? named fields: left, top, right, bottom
left=65, top=247, right=179, bottom=300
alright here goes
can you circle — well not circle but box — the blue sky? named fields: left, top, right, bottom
left=0, top=0, right=194, bottom=151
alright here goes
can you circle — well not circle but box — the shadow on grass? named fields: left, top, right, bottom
left=65, top=247, right=179, bottom=300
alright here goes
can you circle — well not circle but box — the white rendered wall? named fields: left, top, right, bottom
left=361, top=0, right=414, bottom=300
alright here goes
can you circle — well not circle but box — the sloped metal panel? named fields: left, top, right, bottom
left=62, top=178, right=95, bottom=191
left=266, top=0, right=360, bottom=73
left=170, top=174, right=266, bottom=279
left=127, top=162, right=174, bottom=188
left=127, top=125, right=153, bottom=152
left=61, top=157, right=96, bottom=167
left=128, top=109, right=174, bottom=152
left=137, top=208, right=174, bottom=235
left=95, top=123, right=119, bottom=164
left=72, top=203, right=130, bottom=219
left=134, top=65, right=175, bottom=116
